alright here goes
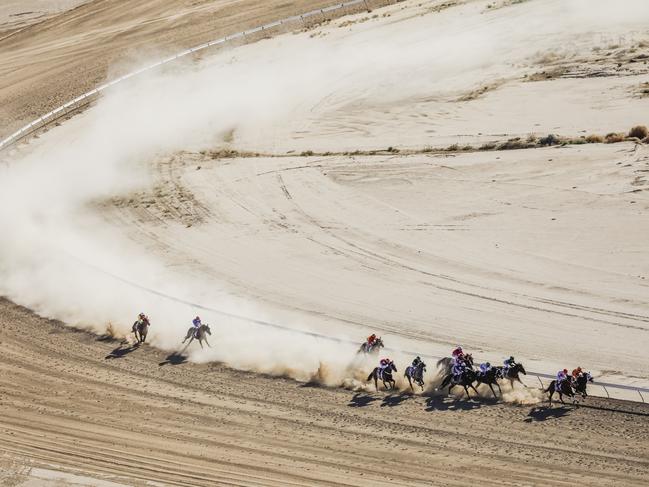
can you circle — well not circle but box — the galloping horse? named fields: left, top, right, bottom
left=358, top=337, right=384, bottom=355
left=475, top=367, right=502, bottom=399
left=439, top=369, right=479, bottom=399
left=367, top=361, right=397, bottom=391
left=132, top=320, right=149, bottom=344
left=182, top=324, right=212, bottom=349
left=544, top=378, right=576, bottom=405
left=436, top=353, right=474, bottom=377
left=495, top=362, right=527, bottom=388
left=573, top=372, right=593, bottom=398
left=404, top=361, right=426, bottom=391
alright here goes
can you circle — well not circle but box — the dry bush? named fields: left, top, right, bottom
left=585, top=134, right=604, bottom=143
left=605, top=132, right=626, bottom=143
left=479, top=142, right=497, bottom=150
left=539, top=134, right=559, bottom=146
left=446, top=143, right=459, bottom=151
left=628, top=125, right=648, bottom=139
left=300, top=150, right=314, bottom=156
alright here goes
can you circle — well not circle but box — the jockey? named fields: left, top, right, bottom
left=451, top=346, right=464, bottom=360
left=452, top=359, right=466, bottom=379
left=367, top=333, right=377, bottom=345
left=571, top=366, right=583, bottom=380
left=378, top=358, right=391, bottom=378
left=192, top=316, right=201, bottom=337
left=412, top=356, right=423, bottom=368
left=137, top=312, right=149, bottom=326
left=479, top=362, right=492, bottom=375
left=555, top=369, right=569, bottom=391
left=503, top=356, right=516, bottom=376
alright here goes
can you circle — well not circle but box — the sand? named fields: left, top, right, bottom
left=1, top=0, right=649, bottom=485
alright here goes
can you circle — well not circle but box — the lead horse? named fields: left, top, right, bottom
left=182, top=324, right=212, bottom=349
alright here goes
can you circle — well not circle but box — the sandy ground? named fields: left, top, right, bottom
left=1, top=299, right=648, bottom=486
left=2, top=0, right=649, bottom=484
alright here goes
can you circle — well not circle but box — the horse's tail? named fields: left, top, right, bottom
left=367, top=369, right=376, bottom=382
left=439, top=373, right=452, bottom=389
left=543, top=381, right=555, bottom=393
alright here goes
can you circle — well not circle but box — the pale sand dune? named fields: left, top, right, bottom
left=1, top=0, right=649, bottom=485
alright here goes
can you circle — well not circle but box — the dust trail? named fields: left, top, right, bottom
left=1, top=0, right=648, bottom=385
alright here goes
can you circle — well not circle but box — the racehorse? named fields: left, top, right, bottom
left=367, top=361, right=397, bottom=391
left=436, top=353, right=474, bottom=377
left=132, top=320, right=149, bottom=344
left=404, top=361, right=426, bottom=391
left=439, top=369, right=479, bottom=398
left=495, top=362, right=527, bottom=388
left=573, top=372, right=593, bottom=398
left=544, top=377, right=579, bottom=406
left=182, top=324, right=212, bottom=349
left=475, top=367, right=502, bottom=399
left=358, top=337, right=384, bottom=355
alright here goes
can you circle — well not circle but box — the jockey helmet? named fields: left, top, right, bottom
left=139, top=312, right=145, bottom=318
left=509, top=356, right=514, bottom=361
left=195, top=316, right=200, bottom=320
left=486, top=362, right=490, bottom=367
left=563, top=368, right=568, bottom=374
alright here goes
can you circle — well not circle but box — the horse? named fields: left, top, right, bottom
left=573, top=372, right=593, bottom=399
left=358, top=337, right=384, bottom=355
left=439, top=369, right=479, bottom=398
left=475, top=367, right=502, bottom=399
left=404, top=361, right=426, bottom=391
left=367, top=361, right=397, bottom=391
left=132, top=320, right=149, bottom=344
left=182, top=324, right=212, bottom=349
left=436, top=353, right=474, bottom=377
left=544, top=377, right=577, bottom=406
left=495, top=362, right=527, bottom=388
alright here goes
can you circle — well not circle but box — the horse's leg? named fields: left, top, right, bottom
left=203, top=337, right=211, bottom=348
left=496, top=382, right=503, bottom=397
left=463, top=385, right=471, bottom=399
left=470, top=384, right=479, bottom=397
left=489, top=384, right=497, bottom=399
left=559, top=392, right=565, bottom=404
left=374, top=374, right=379, bottom=392
left=199, top=338, right=204, bottom=349
left=407, top=375, right=413, bottom=392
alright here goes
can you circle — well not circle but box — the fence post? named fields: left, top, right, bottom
left=602, top=385, right=610, bottom=399
left=639, top=389, right=646, bottom=403
left=536, top=376, right=544, bottom=388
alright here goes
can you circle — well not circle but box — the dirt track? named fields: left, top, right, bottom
left=1, top=298, right=648, bottom=486
left=2, top=0, right=649, bottom=484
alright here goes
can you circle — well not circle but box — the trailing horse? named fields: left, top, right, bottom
left=132, top=320, right=149, bottom=344
left=475, top=368, right=502, bottom=399
left=573, top=372, right=593, bottom=398
left=182, top=324, right=212, bottom=349
left=358, top=337, right=384, bottom=355
left=436, top=353, right=474, bottom=377
left=404, top=362, right=426, bottom=391
left=439, top=369, right=479, bottom=399
left=495, top=362, right=527, bottom=388
left=367, top=361, right=397, bottom=391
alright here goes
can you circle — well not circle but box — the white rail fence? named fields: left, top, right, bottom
left=0, top=0, right=380, bottom=151
left=3, top=0, right=647, bottom=404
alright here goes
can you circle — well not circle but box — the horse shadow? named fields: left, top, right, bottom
left=104, top=343, right=138, bottom=359
left=348, top=393, right=380, bottom=408
left=381, top=392, right=413, bottom=408
left=424, top=395, right=483, bottom=412
left=158, top=352, right=188, bottom=366
left=524, top=405, right=572, bottom=422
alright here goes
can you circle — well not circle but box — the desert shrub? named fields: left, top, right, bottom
left=605, top=132, right=626, bottom=143
left=585, top=134, right=604, bottom=143
left=300, top=150, right=314, bottom=156
left=479, top=142, right=497, bottom=150
left=539, top=134, right=559, bottom=146
left=628, top=125, right=648, bottom=139
left=446, top=143, right=459, bottom=151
